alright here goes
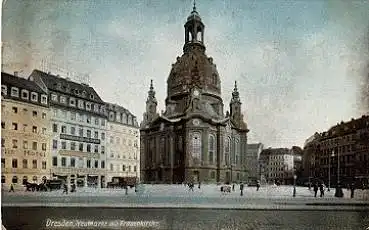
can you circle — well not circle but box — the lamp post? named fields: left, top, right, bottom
left=293, top=174, right=297, bottom=197
left=332, top=149, right=343, bottom=197
left=328, top=150, right=333, bottom=192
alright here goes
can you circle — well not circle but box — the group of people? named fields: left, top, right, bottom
left=312, top=182, right=326, bottom=197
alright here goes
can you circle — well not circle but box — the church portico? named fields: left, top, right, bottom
left=140, top=3, right=249, bottom=184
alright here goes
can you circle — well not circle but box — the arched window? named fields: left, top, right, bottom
left=122, top=113, right=127, bottom=124
left=208, top=135, right=216, bottom=164
left=1, top=175, right=5, bottom=183
left=22, top=176, right=28, bottom=185
left=224, top=137, right=231, bottom=165
left=235, top=140, right=240, bottom=165
left=12, top=176, right=18, bottom=183
left=191, top=132, right=202, bottom=160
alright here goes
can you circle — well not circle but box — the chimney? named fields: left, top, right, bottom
left=14, top=71, right=18, bottom=77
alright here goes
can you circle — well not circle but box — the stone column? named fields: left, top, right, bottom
left=97, top=175, right=101, bottom=188
left=84, top=175, right=88, bottom=187
left=169, top=135, right=174, bottom=184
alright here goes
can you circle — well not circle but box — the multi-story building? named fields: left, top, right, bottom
left=260, top=148, right=295, bottom=184
left=1, top=72, right=52, bottom=188
left=29, top=70, right=108, bottom=187
left=245, top=143, right=263, bottom=182
left=105, top=102, right=140, bottom=184
left=303, top=115, right=369, bottom=187
left=140, top=5, right=249, bottom=184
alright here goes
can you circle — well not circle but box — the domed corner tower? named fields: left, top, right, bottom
left=164, top=3, right=224, bottom=120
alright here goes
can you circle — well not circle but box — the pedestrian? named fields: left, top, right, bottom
left=256, top=181, right=260, bottom=191
left=232, top=183, right=235, bottom=191
left=313, top=182, right=318, bottom=198
left=9, top=183, right=15, bottom=192
left=319, top=183, right=325, bottom=197
left=198, top=181, right=201, bottom=189
left=62, top=184, right=68, bottom=194
left=350, top=183, right=355, bottom=199
left=240, top=182, right=244, bottom=196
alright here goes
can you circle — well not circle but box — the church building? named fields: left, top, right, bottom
left=140, top=4, right=249, bottom=184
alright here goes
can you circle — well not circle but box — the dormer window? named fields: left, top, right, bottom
left=41, top=95, right=47, bottom=104
left=116, top=113, right=120, bottom=121
left=90, top=94, right=94, bottom=99
left=109, top=112, right=114, bottom=120
left=70, top=98, right=76, bottom=107
left=21, top=90, right=29, bottom=99
left=1, top=85, right=7, bottom=95
left=78, top=100, right=84, bottom=109
left=51, top=94, right=58, bottom=102
left=31, top=92, right=38, bottom=102
left=57, top=83, right=62, bottom=90
left=60, top=96, right=66, bottom=104
left=86, top=102, right=91, bottom=111
left=11, top=87, right=19, bottom=97
left=94, top=104, right=99, bottom=112
left=82, top=91, right=87, bottom=97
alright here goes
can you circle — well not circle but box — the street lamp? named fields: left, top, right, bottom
left=332, top=150, right=343, bottom=197
left=328, top=150, right=333, bottom=192
left=293, top=174, right=297, bottom=197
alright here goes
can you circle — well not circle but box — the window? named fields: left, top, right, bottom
left=79, top=143, right=83, bottom=151
left=21, top=90, right=29, bottom=99
left=61, top=157, right=66, bottom=167
left=1, top=85, right=7, bottom=95
left=61, top=126, right=66, bottom=133
left=12, top=139, right=18, bottom=148
left=60, top=96, right=66, bottom=104
left=110, top=136, right=114, bottom=144
left=94, top=117, right=99, bottom=125
left=52, top=140, right=58, bottom=149
left=2, top=175, right=5, bottom=183
left=87, top=160, right=91, bottom=168
left=12, top=107, right=18, bottom=113
left=32, top=142, right=37, bottom=150
left=94, top=145, right=98, bottom=153
left=79, top=128, right=83, bottom=137
left=94, top=131, right=98, bottom=139
left=101, top=146, right=105, bottom=154
left=12, top=123, right=18, bottom=130
left=12, top=176, right=18, bottom=184
left=94, top=160, right=98, bottom=168
left=86, top=103, right=91, bottom=111
left=78, top=113, right=84, bottom=122
left=32, top=126, right=37, bottom=133
left=101, top=160, right=105, bottom=169
left=235, top=140, right=240, bottom=165
left=23, top=140, right=28, bottom=149
left=191, top=132, right=202, bottom=160
left=42, top=128, right=47, bottom=134
left=128, top=165, right=131, bottom=172
left=61, top=141, right=66, bottom=150
left=41, top=95, right=47, bottom=104
left=70, top=112, right=76, bottom=120
left=31, top=92, right=38, bottom=102
left=42, top=161, right=46, bottom=169
left=51, top=94, right=58, bottom=101
left=32, top=160, right=37, bottom=169
left=70, top=98, right=76, bottom=107
left=52, top=157, right=57, bottom=166
left=11, top=87, right=19, bottom=97
left=208, top=135, right=216, bottom=164
left=1, top=122, right=4, bottom=129
left=122, top=164, right=126, bottom=171
left=70, top=142, right=76, bottom=151
left=12, top=159, right=18, bottom=168
left=32, top=111, right=37, bottom=117
left=42, top=113, right=46, bottom=119
left=23, top=159, right=27, bottom=168
left=53, top=124, right=58, bottom=132
left=70, top=127, right=75, bottom=135
left=101, top=119, right=105, bottom=126
left=78, top=100, right=84, bottom=109
left=87, top=144, right=91, bottom=152
left=101, top=133, right=105, bottom=140
left=70, top=158, right=75, bottom=167
left=1, top=138, right=5, bottom=147
left=134, top=165, right=137, bottom=172
left=224, top=137, right=231, bottom=165
left=87, top=130, right=91, bottom=138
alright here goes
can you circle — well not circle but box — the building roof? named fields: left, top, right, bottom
left=1, top=72, right=45, bottom=94
left=105, top=102, right=136, bottom=118
left=29, top=69, right=104, bottom=103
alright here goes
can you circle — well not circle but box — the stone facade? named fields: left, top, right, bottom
left=140, top=6, right=249, bottom=184
left=246, top=143, right=264, bottom=181
left=1, top=72, right=52, bottom=188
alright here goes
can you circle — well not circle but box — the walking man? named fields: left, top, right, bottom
left=62, top=184, right=68, bottom=194
left=350, top=183, right=355, bottom=199
left=9, top=183, right=15, bottom=192
left=313, top=182, right=319, bottom=198
left=240, top=182, right=244, bottom=196
left=256, top=181, right=260, bottom=191
left=319, top=183, right=325, bottom=197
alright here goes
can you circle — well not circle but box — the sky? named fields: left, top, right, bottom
left=2, top=0, right=369, bottom=148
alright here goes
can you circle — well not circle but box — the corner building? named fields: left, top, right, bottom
left=105, top=102, right=140, bottom=184
left=1, top=72, right=52, bottom=187
left=140, top=6, right=249, bottom=184
left=30, top=70, right=108, bottom=187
